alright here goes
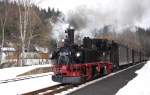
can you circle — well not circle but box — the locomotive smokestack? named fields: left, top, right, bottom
left=64, top=26, right=75, bottom=46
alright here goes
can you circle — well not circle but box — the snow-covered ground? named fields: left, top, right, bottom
left=0, top=73, right=59, bottom=95
left=0, top=64, right=60, bottom=95
left=116, top=61, right=150, bottom=95
left=0, top=64, right=52, bottom=80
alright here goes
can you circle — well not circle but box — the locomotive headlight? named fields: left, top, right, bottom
left=50, top=53, right=53, bottom=58
left=50, top=51, right=55, bottom=59
left=76, top=52, right=81, bottom=57
left=62, top=39, right=65, bottom=42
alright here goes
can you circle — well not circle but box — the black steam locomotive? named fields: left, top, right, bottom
left=50, top=27, right=147, bottom=84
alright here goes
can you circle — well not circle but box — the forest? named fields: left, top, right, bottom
left=0, top=0, right=61, bottom=52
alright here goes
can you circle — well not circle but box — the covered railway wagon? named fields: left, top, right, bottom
left=110, top=43, right=146, bottom=68
left=50, top=27, right=147, bottom=84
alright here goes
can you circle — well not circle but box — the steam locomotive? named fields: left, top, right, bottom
left=50, top=27, right=147, bottom=84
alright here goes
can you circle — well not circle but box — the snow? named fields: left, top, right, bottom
left=0, top=64, right=60, bottom=95
left=116, top=61, right=150, bottom=95
left=0, top=64, right=52, bottom=80
left=1, top=47, right=16, bottom=52
left=0, top=73, right=59, bottom=95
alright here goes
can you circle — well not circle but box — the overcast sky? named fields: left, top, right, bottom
left=38, top=0, right=113, bottom=13
left=38, top=0, right=150, bottom=28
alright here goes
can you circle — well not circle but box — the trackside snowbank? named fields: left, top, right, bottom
left=116, top=61, right=150, bottom=95
left=0, top=73, right=59, bottom=95
left=0, top=64, right=60, bottom=95
left=0, top=64, right=52, bottom=80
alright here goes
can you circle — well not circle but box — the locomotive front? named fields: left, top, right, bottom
left=50, top=27, right=85, bottom=84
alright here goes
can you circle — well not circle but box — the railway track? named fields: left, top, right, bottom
left=22, top=84, right=74, bottom=95
left=0, top=73, right=51, bottom=84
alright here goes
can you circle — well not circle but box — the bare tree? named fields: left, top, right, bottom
left=17, top=0, right=43, bottom=66
left=0, top=0, right=8, bottom=64
left=26, top=7, right=42, bottom=51
left=17, top=0, right=32, bottom=66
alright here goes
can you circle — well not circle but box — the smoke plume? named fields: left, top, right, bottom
left=52, top=0, right=150, bottom=41
left=66, top=0, right=150, bottom=36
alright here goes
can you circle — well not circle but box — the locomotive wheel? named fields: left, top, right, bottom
left=72, top=76, right=85, bottom=85
left=80, top=76, right=86, bottom=84
left=104, top=66, right=107, bottom=75
left=100, top=66, right=107, bottom=76
left=71, top=76, right=86, bottom=86
left=111, top=67, right=114, bottom=72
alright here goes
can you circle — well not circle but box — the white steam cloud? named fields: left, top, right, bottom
left=67, top=0, right=150, bottom=28
left=51, top=16, right=69, bottom=42
left=49, top=0, right=150, bottom=40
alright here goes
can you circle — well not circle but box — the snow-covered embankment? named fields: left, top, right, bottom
left=116, top=61, right=150, bottom=95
